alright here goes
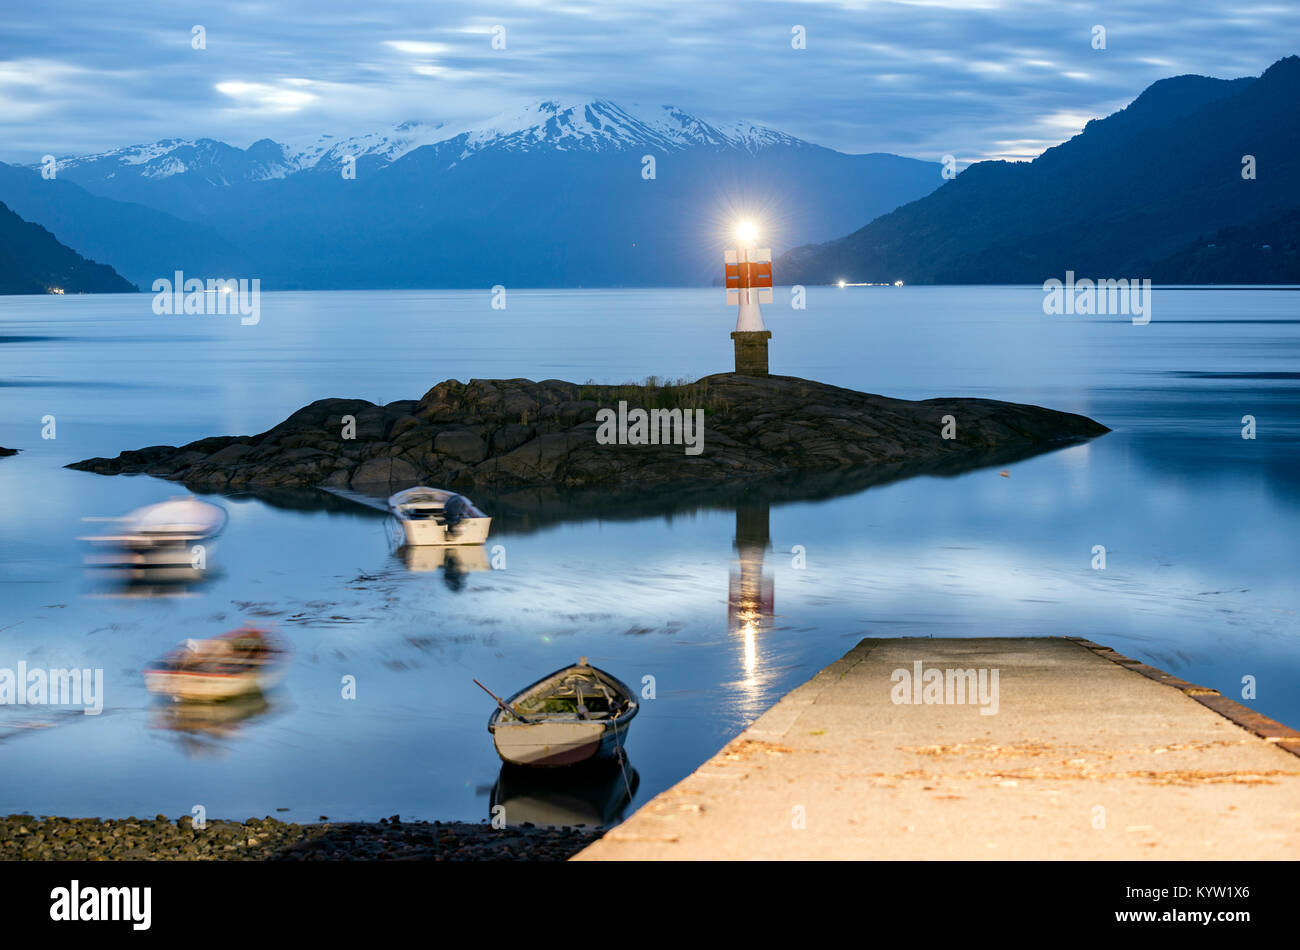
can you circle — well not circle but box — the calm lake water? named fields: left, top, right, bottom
left=1, top=286, right=1297, bottom=824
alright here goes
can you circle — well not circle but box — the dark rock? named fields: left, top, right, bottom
left=350, top=456, right=419, bottom=486
left=66, top=374, right=1109, bottom=493
left=434, top=430, right=488, bottom=464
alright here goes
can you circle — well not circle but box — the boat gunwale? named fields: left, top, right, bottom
left=487, top=662, right=639, bottom=734
left=388, top=486, right=488, bottom=521
left=145, top=627, right=291, bottom=679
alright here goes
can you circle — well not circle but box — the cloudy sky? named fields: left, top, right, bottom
left=0, top=0, right=1294, bottom=164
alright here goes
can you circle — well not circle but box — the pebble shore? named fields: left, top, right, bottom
left=0, top=815, right=601, bottom=861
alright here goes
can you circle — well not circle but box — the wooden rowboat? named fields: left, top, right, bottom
left=144, top=627, right=289, bottom=702
left=485, top=658, right=638, bottom=768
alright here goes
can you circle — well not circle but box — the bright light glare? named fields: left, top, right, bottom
left=736, top=220, right=758, bottom=244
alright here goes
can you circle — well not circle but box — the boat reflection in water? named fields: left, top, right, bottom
left=729, top=501, right=775, bottom=709
left=147, top=690, right=281, bottom=758
left=395, top=543, right=491, bottom=589
left=491, top=759, right=640, bottom=829
left=85, top=563, right=218, bottom=598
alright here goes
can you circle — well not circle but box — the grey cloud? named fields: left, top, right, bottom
left=0, top=0, right=1295, bottom=162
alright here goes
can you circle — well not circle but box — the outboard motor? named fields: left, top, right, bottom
left=443, top=494, right=468, bottom=534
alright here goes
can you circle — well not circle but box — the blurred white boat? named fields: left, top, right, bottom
left=81, top=497, right=227, bottom=568
left=144, top=627, right=288, bottom=702
left=388, top=487, right=491, bottom=546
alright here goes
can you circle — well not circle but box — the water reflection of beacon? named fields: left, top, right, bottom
left=728, top=502, right=774, bottom=676
left=725, top=221, right=773, bottom=376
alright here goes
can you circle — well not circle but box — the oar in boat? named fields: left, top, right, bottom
left=473, top=678, right=535, bottom=724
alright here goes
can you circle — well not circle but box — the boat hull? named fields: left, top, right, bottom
left=144, top=668, right=283, bottom=702
left=492, top=716, right=633, bottom=768
left=396, top=515, right=491, bottom=547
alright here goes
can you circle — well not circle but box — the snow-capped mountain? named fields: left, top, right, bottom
left=49, top=99, right=808, bottom=186
left=448, top=99, right=805, bottom=155
left=54, top=137, right=297, bottom=185
left=48, top=120, right=449, bottom=185
left=282, top=119, right=449, bottom=171
left=7, top=98, right=942, bottom=289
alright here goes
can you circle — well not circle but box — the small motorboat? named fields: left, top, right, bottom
left=482, top=658, right=638, bottom=768
left=144, top=627, right=288, bottom=702
left=388, top=487, right=491, bottom=547
left=81, top=497, right=228, bottom=569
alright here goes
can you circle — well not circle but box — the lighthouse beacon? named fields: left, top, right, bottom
left=725, top=222, right=774, bottom=376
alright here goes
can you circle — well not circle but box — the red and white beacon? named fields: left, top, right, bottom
left=724, top=221, right=774, bottom=375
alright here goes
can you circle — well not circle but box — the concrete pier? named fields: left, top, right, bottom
left=575, top=637, right=1300, bottom=860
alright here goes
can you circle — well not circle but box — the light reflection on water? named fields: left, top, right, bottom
left=0, top=286, right=1297, bottom=823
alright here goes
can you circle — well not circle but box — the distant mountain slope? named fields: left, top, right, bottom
left=32, top=99, right=940, bottom=288
left=0, top=201, right=135, bottom=294
left=0, top=163, right=253, bottom=290
left=1150, top=206, right=1300, bottom=282
left=778, top=56, right=1300, bottom=285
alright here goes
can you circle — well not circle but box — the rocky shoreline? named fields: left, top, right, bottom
left=67, top=373, right=1109, bottom=492
left=0, top=814, right=600, bottom=861
left=0, top=446, right=16, bottom=457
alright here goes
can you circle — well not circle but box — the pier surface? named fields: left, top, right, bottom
left=576, top=637, right=1300, bottom=860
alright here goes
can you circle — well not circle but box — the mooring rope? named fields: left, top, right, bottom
left=610, top=701, right=635, bottom=804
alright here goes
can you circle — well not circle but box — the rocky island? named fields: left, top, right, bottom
left=67, top=373, right=1108, bottom=492
left=0, top=446, right=16, bottom=457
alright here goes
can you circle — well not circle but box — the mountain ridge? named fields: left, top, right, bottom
left=777, top=56, right=1300, bottom=285
left=0, top=162, right=255, bottom=290
left=0, top=200, right=136, bottom=295
left=45, top=99, right=828, bottom=187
